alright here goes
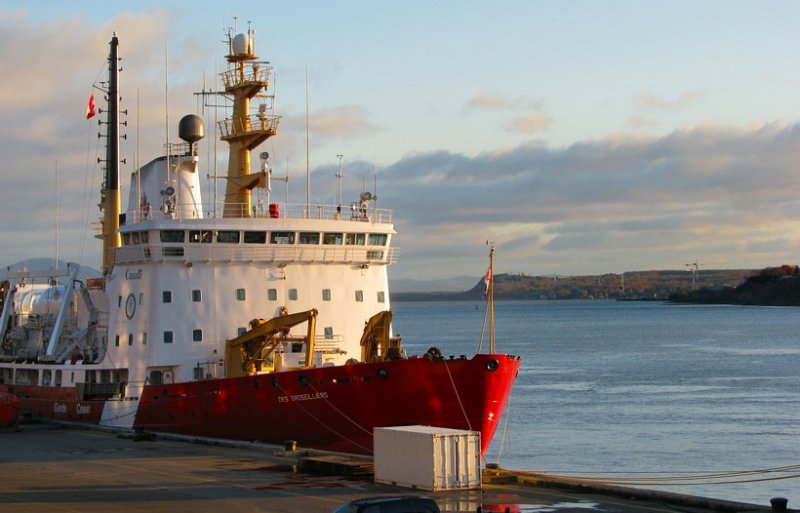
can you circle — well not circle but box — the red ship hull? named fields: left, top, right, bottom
left=136, top=353, right=519, bottom=455
left=1, top=353, right=519, bottom=454
left=0, top=391, right=20, bottom=428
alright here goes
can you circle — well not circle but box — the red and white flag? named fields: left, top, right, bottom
left=483, top=267, right=492, bottom=295
left=85, top=95, right=96, bottom=119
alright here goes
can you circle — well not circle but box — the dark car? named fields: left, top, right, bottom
left=333, top=496, right=441, bottom=513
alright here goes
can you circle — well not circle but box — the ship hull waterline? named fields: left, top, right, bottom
left=2, top=353, right=519, bottom=455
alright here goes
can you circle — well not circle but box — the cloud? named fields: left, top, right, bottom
left=635, top=90, right=706, bottom=111
left=379, top=122, right=800, bottom=277
left=464, top=89, right=552, bottom=135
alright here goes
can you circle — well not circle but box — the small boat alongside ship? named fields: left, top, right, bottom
left=0, top=27, right=520, bottom=455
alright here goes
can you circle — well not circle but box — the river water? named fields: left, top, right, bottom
left=392, top=300, right=800, bottom=507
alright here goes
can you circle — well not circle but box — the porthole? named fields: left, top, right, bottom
left=298, top=375, right=309, bottom=387
left=485, top=359, right=499, bottom=371
left=376, top=368, right=389, bottom=380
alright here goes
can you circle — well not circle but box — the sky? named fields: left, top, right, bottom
left=1, top=1, right=799, bottom=281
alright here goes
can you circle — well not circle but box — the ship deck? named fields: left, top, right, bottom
left=0, top=423, right=784, bottom=513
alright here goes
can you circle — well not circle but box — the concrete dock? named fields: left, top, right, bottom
left=0, top=423, right=790, bottom=513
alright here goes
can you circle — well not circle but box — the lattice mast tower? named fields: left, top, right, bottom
left=220, top=28, right=279, bottom=218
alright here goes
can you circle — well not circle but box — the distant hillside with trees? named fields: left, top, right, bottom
left=392, top=269, right=756, bottom=301
left=670, top=265, right=800, bottom=306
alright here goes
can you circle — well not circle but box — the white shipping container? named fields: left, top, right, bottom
left=373, top=426, right=481, bottom=491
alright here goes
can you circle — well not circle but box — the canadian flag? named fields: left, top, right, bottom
left=85, top=95, right=96, bottom=119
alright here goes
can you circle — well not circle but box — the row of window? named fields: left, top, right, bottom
left=115, top=328, right=333, bottom=346
left=159, top=288, right=386, bottom=303
left=119, top=288, right=386, bottom=309
left=121, top=230, right=389, bottom=247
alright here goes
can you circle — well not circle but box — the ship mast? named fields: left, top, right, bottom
left=220, top=28, right=279, bottom=218
left=100, top=34, right=122, bottom=275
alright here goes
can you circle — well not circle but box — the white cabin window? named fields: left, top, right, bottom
left=162, top=291, right=172, bottom=303
left=368, top=233, right=388, bottom=246
left=115, top=335, right=120, bottom=347
left=139, top=292, right=144, bottom=305
left=128, top=334, right=133, bottom=346
left=377, top=291, right=386, bottom=303
left=322, top=289, right=331, bottom=301
left=324, top=327, right=334, bottom=339
left=267, top=288, right=278, bottom=301
left=345, top=233, right=366, bottom=245
left=288, top=289, right=298, bottom=300
left=355, top=290, right=364, bottom=302
left=236, top=288, right=246, bottom=301
left=298, top=232, right=320, bottom=245
left=244, top=231, right=267, bottom=244
left=189, top=230, right=212, bottom=243
left=192, top=289, right=202, bottom=302
left=118, top=296, right=122, bottom=308
left=323, top=233, right=343, bottom=245
left=216, top=230, right=240, bottom=243
left=270, top=231, right=295, bottom=244
left=163, top=331, right=174, bottom=344
left=160, top=230, right=185, bottom=243
left=143, top=332, right=147, bottom=345
left=192, top=329, right=203, bottom=342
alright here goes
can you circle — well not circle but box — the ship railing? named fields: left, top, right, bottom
left=220, top=62, right=273, bottom=90
left=115, top=244, right=399, bottom=266
left=218, top=113, right=280, bottom=139
left=122, top=202, right=393, bottom=224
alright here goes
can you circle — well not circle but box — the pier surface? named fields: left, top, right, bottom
left=0, top=423, right=784, bottom=513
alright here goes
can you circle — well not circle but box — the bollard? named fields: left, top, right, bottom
left=770, top=497, right=788, bottom=513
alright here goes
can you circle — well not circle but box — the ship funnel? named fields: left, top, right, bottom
left=179, top=114, right=204, bottom=155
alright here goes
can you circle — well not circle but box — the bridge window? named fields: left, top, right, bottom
left=115, top=335, right=120, bottom=347
left=322, top=289, right=331, bottom=301
left=131, top=232, right=141, bottom=244
left=122, top=233, right=131, bottom=245
left=217, top=230, right=240, bottom=243
left=236, top=289, right=246, bottom=301
left=270, top=231, right=295, bottom=244
left=192, top=290, right=202, bottom=302
left=323, top=232, right=343, bottom=245
left=128, top=334, right=133, bottom=346
left=298, top=232, right=320, bottom=244
left=189, top=230, right=212, bottom=243
left=193, top=329, right=203, bottom=342
left=324, top=327, right=334, bottom=339
left=163, top=331, right=174, bottom=344
left=368, top=233, right=388, bottom=246
left=162, top=291, right=172, bottom=303
left=244, top=231, right=267, bottom=244
left=345, top=233, right=366, bottom=245
left=238, top=327, right=247, bottom=336
left=267, top=288, right=277, bottom=301
left=355, top=290, right=364, bottom=302
left=288, top=289, right=298, bottom=300
left=378, top=291, right=385, bottom=303
left=160, top=230, right=185, bottom=243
